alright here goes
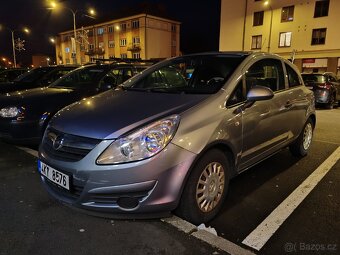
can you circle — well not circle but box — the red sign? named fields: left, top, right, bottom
left=303, top=59, right=315, bottom=64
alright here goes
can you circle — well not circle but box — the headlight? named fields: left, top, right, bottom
left=0, top=106, right=22, bottom=118
left=97, top=115, right=180, bottom=165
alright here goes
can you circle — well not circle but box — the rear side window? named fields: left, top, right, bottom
left=285, top=64, right=302, bottom=88
left=245, top=58, right=285, bottom=92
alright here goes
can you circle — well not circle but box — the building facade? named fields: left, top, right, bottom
left=220, top=0, right=340, bottom=75
left=55, top=14, right=180, bottom=64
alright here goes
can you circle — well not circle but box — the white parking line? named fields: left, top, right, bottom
left=16, top=146, right=39, bottom=158
left=242, top=146, right=340, bottom=251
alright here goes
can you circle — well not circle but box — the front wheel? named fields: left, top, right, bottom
left=175, top=149, right=230, bottom=224
left=289, top=118, right=314, bottom=157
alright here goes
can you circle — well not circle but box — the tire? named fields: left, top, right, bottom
left=289, top=118, right=314, bottom=157
left=325, top=93, right=334, bottom=109
left=175, top=149, right=230, bottom=224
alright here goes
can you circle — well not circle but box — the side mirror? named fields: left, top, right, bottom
left=247, top=85, right=274, bottom=102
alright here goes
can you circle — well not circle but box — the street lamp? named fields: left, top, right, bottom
left=0, top=25, right=30, bottom=67
left=264, top=1, right=273, bottom=53
left=48, top=2, right=96, bottom=64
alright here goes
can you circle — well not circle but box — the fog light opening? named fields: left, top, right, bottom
left=117, top=197, right=139, bottom=209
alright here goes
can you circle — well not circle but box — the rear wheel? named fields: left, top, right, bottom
left=176, top=149, right=230, bottom=224
left=289, top=118, right=314, bottom=157
left=326, top=93, right=334, bottom=109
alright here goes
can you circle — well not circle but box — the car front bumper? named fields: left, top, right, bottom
left=38, top=141, right=197, bottom=217
left=0, top=118, right=42, bottom=144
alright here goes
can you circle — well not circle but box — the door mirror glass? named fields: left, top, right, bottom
left=247, top=85, right=274, bottom=102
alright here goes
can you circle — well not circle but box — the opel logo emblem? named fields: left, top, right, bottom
left=53, top=135, right=64, bottom=150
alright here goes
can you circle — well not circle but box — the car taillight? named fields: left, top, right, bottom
left=317, top=83, right=331, bottom=89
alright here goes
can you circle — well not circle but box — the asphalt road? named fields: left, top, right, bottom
left=0, top=109, right=339, bottom=255
left=209, top=108, right=340, bottom=254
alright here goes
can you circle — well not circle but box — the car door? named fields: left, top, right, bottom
left=328, top=73, right=340, bottom=101
left=238, top=58, right=292, bottom=170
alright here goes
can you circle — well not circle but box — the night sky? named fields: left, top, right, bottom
left=0, top=0, right=221, bottom=66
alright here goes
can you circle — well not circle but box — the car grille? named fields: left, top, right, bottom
left=42, top=128, right=101, bottom=162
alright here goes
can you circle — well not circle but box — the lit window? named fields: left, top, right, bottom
left=133, top=53, right=140, bottom=59
left=133, top=37, right=140, bottom=44
left=108, top=40, right=115, bottom=48
left=120, top=39, right=127, bottom=46
left=65, top=47, right=70, bottom=53
left=120, top=53, right=127, bottom=59
left=279, top=32, right=292, bottom=47
left=251, top=35, right=262, bottom=49
left=98, top=42, right=104, bottom=48
left=97, top=28, right=104, bottom=35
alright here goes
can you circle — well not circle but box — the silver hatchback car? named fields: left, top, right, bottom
left=38, top=52, right=315, bottom=224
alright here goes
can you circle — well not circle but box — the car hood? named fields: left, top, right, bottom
left=49, top=90, right=210, bottom=139
left=0, top=87, right=75, bottom=107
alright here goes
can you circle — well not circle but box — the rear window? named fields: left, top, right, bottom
left=302, top=74, right=325, bottom=83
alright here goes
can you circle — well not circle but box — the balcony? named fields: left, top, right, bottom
left=127, top=43, right=141, bottom=52
left=85, top=47, right=105, bottom=56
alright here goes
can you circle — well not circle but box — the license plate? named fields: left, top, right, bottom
left=38, top=160, right=70, bottom=190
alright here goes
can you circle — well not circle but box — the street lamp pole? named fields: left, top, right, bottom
left=11, top=30, right=17, bottom=67
left=267, top=5, right=273, bottom=53
left=264, top=1, right=273, bottom=53
left=70, top=9, right=78, bottom=64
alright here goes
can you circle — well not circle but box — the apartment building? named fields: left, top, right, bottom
left=220, top=0, right=340, bottom=75
left=55, top=14, right=180, bottom=64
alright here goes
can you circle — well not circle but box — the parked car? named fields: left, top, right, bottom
left=0, top=68, right=29, bottom=83
left=0, top=62, right=151, bottom=145
left=302, top=72, right=340, bottom=109
left=37, top=52, right=316, bottom=224
left=0, top=65, right=77, bottom=94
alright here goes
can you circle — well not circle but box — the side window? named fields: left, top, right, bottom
left=135, top=66, right=187, bottom=88
left=285, top=63, right=302, bottom=88
left=226, top=80, right=245, bottom=107
left=245, top=59, right=285, bottom=93
left=98, top=72, right=117, bottom=90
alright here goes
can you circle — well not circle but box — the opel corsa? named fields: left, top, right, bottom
left=38, top=52, right=316, bottom=224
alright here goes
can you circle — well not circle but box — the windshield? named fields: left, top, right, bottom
left=50, top=66, right=106, bottom=89
left=302, top=74, right=325, bottom=83
left=13, top=67, right=53, bottom=83
left=125, top=55, right=246, bottom=94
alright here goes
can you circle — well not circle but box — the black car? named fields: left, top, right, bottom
left=0, top=68, right=29, bottom=83
left=0, top=62, right=151, bottom=144
left=302, top=72, right=340, bottom=109
left=0, top=65, right=77, bottom=94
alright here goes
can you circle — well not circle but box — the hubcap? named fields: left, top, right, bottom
left=196, top=162, right=225, bottom=213
left=303, top=123, right=313, bottom=150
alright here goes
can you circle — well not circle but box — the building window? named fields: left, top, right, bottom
left=97, top=27, right=104, bottom=35
left=89, top=44, right=94, bottom=50
left=65, top=47, right=70, bottom=53
left=253, top=11, right=264, bottom=26
left=108, top=40, right=115, bottom=48
left=120, top=53, right=127, bottom=59
left=133, top=53, right=140, bottom=59
left=251, top=35, right=262, bottom=49
left=279, top=32, right=292, bottom=47
left=171, top=24, right=176, bottom=32
left=132, top=37, right=140, bottom=44
left=98, top=42, right=104, bottom=48
left=281, top=6, right=294, bottom=22
left=311, top=28, right=327, bottom=45
left=314, top=0, right=329, bottom=18
left=120, top=39, right=127, bottom=46
left=120, top=23, right=127, bottom=31
left=132, top=20, right=140, bottom=29
left=108, top=26, right=114, bottom=33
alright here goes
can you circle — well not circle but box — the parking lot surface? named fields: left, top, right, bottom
left=0, top=109, right=339, bottom=255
